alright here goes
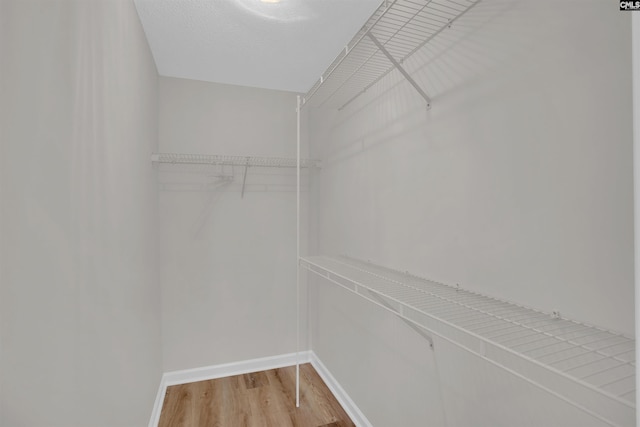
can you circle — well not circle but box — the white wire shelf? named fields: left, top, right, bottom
left=151, top=153, right=321, bottom=169
left=302, top=0, right=481, bottom=110
left=301, top=255, right=635, bottom=427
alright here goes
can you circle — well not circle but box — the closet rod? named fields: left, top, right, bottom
left=151, top=153, right=321, bottom=169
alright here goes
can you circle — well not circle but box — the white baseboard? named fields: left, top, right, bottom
left=148, top=351, right=311, bottom=427
left=309, top=352, right=373, bottom=427
left=148, top=350, right=371, bottom=427
left=163, top=351, right=312, bottom=387
left=148, top=377, right=167, bottom=427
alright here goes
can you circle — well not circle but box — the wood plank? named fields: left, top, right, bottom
left=158, top=363, right=355, bottom=427
left=243, top=371, right=270, bottom=389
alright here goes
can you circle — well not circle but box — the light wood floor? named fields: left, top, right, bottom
left=158, top=363, right=355, bottom=427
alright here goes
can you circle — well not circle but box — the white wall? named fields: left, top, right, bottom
left=158, top=77, right=306, bottom=371
left=311, top=280, right=447, bottom=426
left=309, top=0, right=633, bottom=426
left=0, top=1, right=161, bottom=426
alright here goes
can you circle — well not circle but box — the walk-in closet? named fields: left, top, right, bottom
left=1, top=0, right=637, bottom=426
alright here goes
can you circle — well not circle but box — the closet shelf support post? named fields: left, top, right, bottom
left=295, top=95, right=301, bottom=409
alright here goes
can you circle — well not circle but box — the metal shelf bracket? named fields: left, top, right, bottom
left=241, top=157, right=249, bottom=199
left=367, top=32, right=432, bottom=109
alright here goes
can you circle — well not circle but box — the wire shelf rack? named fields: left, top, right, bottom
left=302, top=0, right=481, bottom=110
left=301, top=255, right=635, bottom=427
left=151, top=153, right=321, bottom=169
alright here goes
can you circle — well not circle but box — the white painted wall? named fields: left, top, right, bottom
left=157, top=77, right=306, bottom=371
left=308, top=0, right=633, bottom=426
left=0, top=1, right=161, bottom=426
left=311, top=280, right=447, bottom=426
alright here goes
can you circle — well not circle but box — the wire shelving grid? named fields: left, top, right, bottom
left=301, top=255, right=635, bottom=427
left=302, top=0, right=481, bottom=110
left=151, top=153, right=321, bottom=169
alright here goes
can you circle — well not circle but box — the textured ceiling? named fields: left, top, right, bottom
left=134, top=0, right=381, bottom=93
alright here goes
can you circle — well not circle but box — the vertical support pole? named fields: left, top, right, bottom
left=296, top=95, right=301, bottom=408
left=632, top=13, right=640, bottom=423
